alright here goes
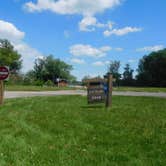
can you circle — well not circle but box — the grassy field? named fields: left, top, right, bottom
left=5, top=85, right=166, bottom=92
left=114, top=86, right=166, bottom=92
left=0, top=95, right=166, bottom=165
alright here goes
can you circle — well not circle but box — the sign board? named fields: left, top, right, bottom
left=0, top=66, right=9, bottom=105
left=87, top=80, right=107, bottom=104
left=0, top=66, right=9, bottom=80
left=85, top=74, right=113, bottom=108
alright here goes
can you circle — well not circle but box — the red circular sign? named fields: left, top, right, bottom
left=0, top=66, right=9, bottom=80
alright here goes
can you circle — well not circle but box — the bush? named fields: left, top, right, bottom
left=34, top=80, right=44, bottom=86
left=44, top=80, right=54, bottom=87
left=6, top=74, right=24, bottom=85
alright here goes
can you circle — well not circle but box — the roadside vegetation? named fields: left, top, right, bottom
left=1, top=39, right=166, bottom=89
left=113, top=86, right=166, bottom=92
left=0, top=39, right=76, bottom=87
left=0, top=95, right=166, bottom=165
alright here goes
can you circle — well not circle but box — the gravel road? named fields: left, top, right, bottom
left=4, top=90, right=166, bottom=99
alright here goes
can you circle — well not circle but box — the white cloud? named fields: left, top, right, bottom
left=24, top=0, right=122, bottom=31
left=104, top=26, right=142, bottom=37
left=107, top=21, right=114, bottom=29
left=79, top=16, right=116, bottom=32
left=71, top=58, right=85, bottom=64
left=79, top=16, right=106, bottom=32
left=105, top=60, right=110, bottom=65
left=0, top=19, right=43, bottom=72
left=100, top=46, right=112, bottom=52
left=0, top=20, right=25, bottom=42
left=14, top=43, right=43, bottom=72
left=103, top=30, right=111, bottom=37
left=92, top=61, right=104, bottom=66
left=128, top=59, right=136, bottom=63
left=24, top=1, right=142, bottom=37
left=114, top=47, right=123, bottom=51
left=136, top=45, right=165, bottom=52
left=92, top=60, right=110, bottom=66
left=70, top=44, right=111, bottom=58
left=24, top=0, right=121, bottom=16
left=79, top=16, right=96, bottom=32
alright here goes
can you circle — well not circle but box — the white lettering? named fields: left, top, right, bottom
left=0, top=72, right=8, bottom=75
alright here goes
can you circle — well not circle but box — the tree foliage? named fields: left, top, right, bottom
left=108, top=61, right=121, bottom=86
left=0, top=39, right=22, bottom=73
left=31, top=55, right=74, bottom=83
left=136, top=49, right=166, bottom=87
left=122, top=64, right=134, bottom=86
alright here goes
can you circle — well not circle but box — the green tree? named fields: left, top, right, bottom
left=23, top=70, right=36, bottom=85
left=122, top=64, right=134, bottom=86
left=136, top=49, right=166, bottom=87
left=0, top=39, right=22, bottom=73
left=33, top=57, right=46, bottom=81
left=32, top=55, right=74, bottom=84
left=108, top=61, right=121, bottom=86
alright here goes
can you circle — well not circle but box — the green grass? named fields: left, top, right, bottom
left=0, top=95, right=166, bottom=165
left=114, top=86, right=166, bottom=92
left=5, top=85, right=84, bottom=91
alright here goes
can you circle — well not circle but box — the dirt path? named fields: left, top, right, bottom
left=4, top=90, right=166, bottom=99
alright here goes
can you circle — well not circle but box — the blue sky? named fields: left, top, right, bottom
left=0, top=0, right=166, bottom=80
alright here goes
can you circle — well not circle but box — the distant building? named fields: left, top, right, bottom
left=55, top=79, right=68, bottom=87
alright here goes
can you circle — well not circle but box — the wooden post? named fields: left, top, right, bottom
left=106, top=73, right=113, bottom=108
left=0, top=80, right=4, bottom=105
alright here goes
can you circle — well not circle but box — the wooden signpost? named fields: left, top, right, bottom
left=105, top=73, right=113, bottom=108
left=0, top=80, right=4, bottom=105
left=85, top=73, right=113, bottom=108
left=0, top=66, right=9, bottom=105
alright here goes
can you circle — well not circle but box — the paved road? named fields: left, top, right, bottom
left=4, top=90, right=166, bottom=99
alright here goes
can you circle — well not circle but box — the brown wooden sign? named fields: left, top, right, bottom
left=85, top=74, right=113, bottom=108
left=88, top=86, right=106, bottom=103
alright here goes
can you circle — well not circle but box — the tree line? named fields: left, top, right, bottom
left=0, top=39, right=75, bottom=86
left=1, top=39, right=166, bottom=87
left=107, top=48, right=166, bottom=87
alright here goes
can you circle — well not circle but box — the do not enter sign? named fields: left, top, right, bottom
left=0, top=66, right=9, bottom=80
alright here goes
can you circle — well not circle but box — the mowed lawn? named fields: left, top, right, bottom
left=114, top=87, right=166, bottom=93
left=0, top=96, right=166, bottom=166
